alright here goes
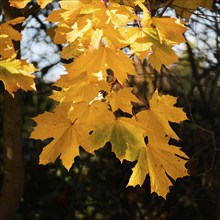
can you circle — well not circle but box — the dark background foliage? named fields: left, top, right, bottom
left=0, top=1, right=220, bottom=220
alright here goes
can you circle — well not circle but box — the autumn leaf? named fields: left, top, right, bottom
left=9, top=0, right=30, bottom=8
left=125, top=137, right=188, bottom=198
left=37, top=0, right=54, bottom=8
left=47, top=1, right=83, bottom=42
left=120, top=27, right=152, bottom=60
left=70, top=101, right=112, bottom=126
left=171, top=0, right=214, bottom=19
left=61, top=22, right=128, bottom=57
left=52, top=73, right=110, bottom=103
left=26, top=0, right=192, bottom=199
left=65, top=45, right=135, bottom=83
left=147, top=43, right=179, bottom=72
left=111, top=0, right=144, bottom=7
left=90, top=116, right=146, bottom=160
left=31, top=103, right=92, bottom=170
left=48, top=0, right=187, bottom=73
left=31, top=100, right=113, bottom=170
left=50, top=3, right=130, bottom=51
left=152, top=17, right=187, bottom=44
left=137, top=90, right=188, bottom=140
left=9, top=0, right=53, bottom=8
left=0, top=17, right=25, bottom=58
left=119, top=3, right=187, bottom=71
left=106, top=87, right=139, bottom=114
left=140, top=26, right=180, bottom=72
left=0, top=55, right=37, bottom=96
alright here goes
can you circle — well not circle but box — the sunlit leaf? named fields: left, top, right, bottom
left=125, top=137, right=188, bottom=198
left=9, top=0, right=53, bottom=8
left=0, top=17, right=25, bottom=58
left=137, top=90, right=188, bottom=140
left=0, top=55, right=37, bottom=96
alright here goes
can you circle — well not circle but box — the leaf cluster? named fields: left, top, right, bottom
left=1, top=0, right=215, bottom=198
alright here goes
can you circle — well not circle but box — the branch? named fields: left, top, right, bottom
left=185, top=42, right=209, bottom=111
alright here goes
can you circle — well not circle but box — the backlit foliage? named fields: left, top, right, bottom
left=0, top=17, right=36, bottom=96
left=2, top=0, right=214, bottom=198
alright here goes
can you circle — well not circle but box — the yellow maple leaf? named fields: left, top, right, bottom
left=106, top=87, right=139, bottom=114
left=47, top=2, right=83, bottom=41
left=9, top=0, right=53, bottom=8
left=137, top=90, right=188, bottom=140
left=62, top=21, right=127, bottom=57
left=125, top=137, right=188, bottom=198
left=147, top=43, right=179, bottom=72
left=112, top=0, right=144, bottom=7
left=53, top=73, right=110, bottom=104
left=80, top=0, right=142, bottom=4
left=48, top=0, right=133, bottom=52
left=123, top=26, right=179, bottom=71
left=9, top=0, right=30, bottom=8
left=47, top=1, right=82, bottom=35
left=70, top=101, right=112, bottom=126
left=171, top=0, right=214, bottom=19
left=119, top=3, right=187, bottom=71
left=0, top=17, right=25, bottom=59
left=90, top=116, right=146, bottom=160
left=37, top=0, right=53, bottom=8
left=131, top=41, right=152, bottom=60
left=31, top=100, right=114, bottom=170
left=152, top=17, right=187, bottom=44
left=0, top=55, right=37, bottom=96
left=142, top=27, right=179, bottom=71
left=139, top=6, right=186, bottom=70
left=64, top=7, right=128, bottom=49
left=108, top=2, right=138, bottom=26
left=25, top=0, right=191, bottom=200
left=102, top=24, right=129, bottom=49
left=119, top=27, right=152, bottom=60
left=60, top=40, right=85, bottom=59
left=65, top=18, right=100, bottom=49
left=65, top=45, right=135, bottom=83
left=31, top=103, right=92, bottom=170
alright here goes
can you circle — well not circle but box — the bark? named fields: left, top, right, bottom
left=0, top=1, right=24, bottom=220
left=0, top=91, right=24, bottom=220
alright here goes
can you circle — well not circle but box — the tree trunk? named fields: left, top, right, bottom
left=0, top=1, right=24, bottom=220
left=0, top=91, right=24, bottom=220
